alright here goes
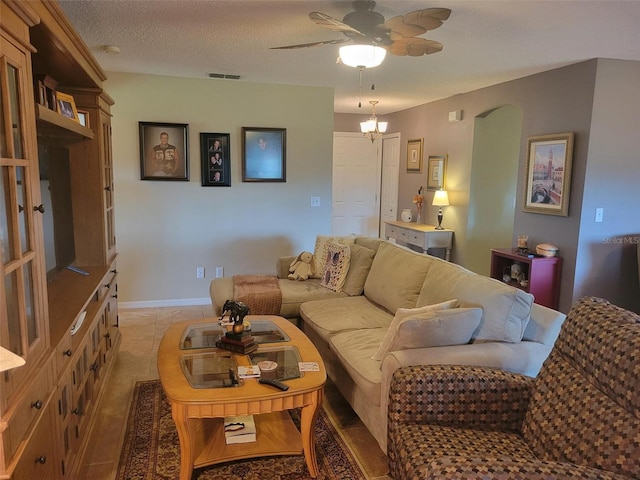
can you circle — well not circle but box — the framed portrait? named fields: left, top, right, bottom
left=56, top=92, right=79, bottom=123
left=427, top=154, right=447, bottom=191
left=77, top=110, right=89, bottom=128
left=242, top=127, right=286, bottom=182
left=139, top=122, right=189, bottom=181
left=523, top=132, right=574, bottom=216
left=406, top=138, right=423, bottom=172
left=200, top=133, right=231, bottom=187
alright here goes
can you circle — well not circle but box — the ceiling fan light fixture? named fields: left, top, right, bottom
left=339, top=44, right=386, bottom=68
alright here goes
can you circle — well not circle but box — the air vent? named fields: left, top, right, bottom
left=208, top=73, right=241, bottom=80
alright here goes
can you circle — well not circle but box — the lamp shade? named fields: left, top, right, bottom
left=0, top=346, right=25, bottom=373
left=432, top=190, right=449, bottom=206
left=339, top=45, right=387, bottom=68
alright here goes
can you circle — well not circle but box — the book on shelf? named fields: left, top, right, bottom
left=224, top=415, right=257, bottom=444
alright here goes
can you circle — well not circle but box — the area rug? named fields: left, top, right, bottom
left=116, top=380, right=367, bottom=480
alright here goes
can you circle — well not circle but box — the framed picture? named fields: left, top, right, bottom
left=56, top=92, right=79, bottom=123
left=523, top=132, right=574, bottom=216
left=427, top=154, right=447, bottom=190
left=406, top=138, right=423, bottom=172
left=200, top=133, right=231, bottom=187
left=242, top=127, right=286, bottom=182
left=77, top=110, right=89, bottom=128
left=139, top=122, right=189, bottom=181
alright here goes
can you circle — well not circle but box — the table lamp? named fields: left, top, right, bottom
left=432, top=190, right=450, bottom=230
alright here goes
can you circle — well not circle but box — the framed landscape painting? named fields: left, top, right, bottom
left=406, top=138, right=423, bottom=172
left=427, top=154, right=447, bottom=191
left=523, top=132, right=574, bottom=216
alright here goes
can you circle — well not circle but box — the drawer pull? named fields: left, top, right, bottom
left=33, top=204, right=45, bottom=213
left=31, top=399, right=43, bottom=410
left=111, top=269, right=117, bottom=274
left=104, top=332, right=111, bottom=339
left=72, top=407, right=80, bottom=415
left=105, top=282, right=111, bottom=288
left=35, top=456, right=47, bottom=464
left=63, top=349, right=72, bottom=357
left=90, top=361, right=99, bottom=372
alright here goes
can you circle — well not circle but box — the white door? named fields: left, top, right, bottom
left=379, top=133, right=400, bottom=237
left=332, top=132, right=381, bottom=237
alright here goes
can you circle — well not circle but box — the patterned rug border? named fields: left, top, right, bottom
left=117, top=379, right=368, bottom=480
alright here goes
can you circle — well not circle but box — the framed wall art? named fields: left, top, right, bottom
left=200, top=133, right=231, bottom=186
left=56, top=92, right=79, bottom=123
left=406, top=138, right=423, bottom=172
left=427, top=154, right=447, bottom=190
left=139, top=122, right=189, bottom=181
left=523, top=132, right=574, bottom=216
left=242, top=127, right=286, bottom=182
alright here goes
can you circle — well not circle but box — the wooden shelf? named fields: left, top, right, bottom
left=36, top=103, right=93, bottom=143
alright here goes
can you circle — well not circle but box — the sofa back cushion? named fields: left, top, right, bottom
left=354, top=236, right=385, bottom=253
left=364, top=242, right=433, bottom=314
left=418, top=257, right=533, bottom=343
left=522, top=297, right=640, bottom=477
left=342, top=244, right=376, bottom=296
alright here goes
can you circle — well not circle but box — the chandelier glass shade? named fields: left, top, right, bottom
left=339, top=44, right=387, bottom=68
left=361, top=100, right=388, bottom=142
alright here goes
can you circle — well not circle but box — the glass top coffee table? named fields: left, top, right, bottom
left=157, top=315, right=326, bottom=480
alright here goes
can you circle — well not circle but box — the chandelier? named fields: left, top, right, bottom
left=361, top=100, right=388, bottom=142
left=339, top=44, right=387, bottom=69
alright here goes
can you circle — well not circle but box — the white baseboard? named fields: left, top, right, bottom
left=119, top=297, right=211, bottom=309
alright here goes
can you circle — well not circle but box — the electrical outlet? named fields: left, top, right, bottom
left=196, top=267, right=205, bottom=279
left=215, top=267, right=224, bottom=278
left=311, top=196, right=321, bottom=207
left=595, top=207, right=604, bottom=223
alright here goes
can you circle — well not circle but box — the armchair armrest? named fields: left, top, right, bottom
left=276, top=256, right=296, bottom=279
left=388, top=365, right=534, bottom=433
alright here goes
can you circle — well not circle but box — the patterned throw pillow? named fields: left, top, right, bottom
left=320, top=243, right=351, bottom=292
left=312, top=235, right=356, bottom=278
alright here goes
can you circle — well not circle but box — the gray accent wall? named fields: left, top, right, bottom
left=338, top=59, right=640, bottom=314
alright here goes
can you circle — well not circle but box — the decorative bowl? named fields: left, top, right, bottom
left=536, top=243, right=558, bottom=257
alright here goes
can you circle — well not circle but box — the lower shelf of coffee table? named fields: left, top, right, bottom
left=193, top=411, right=303, bottom=468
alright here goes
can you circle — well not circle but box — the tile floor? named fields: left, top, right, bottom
left=81, top=305, right=391, bottom=479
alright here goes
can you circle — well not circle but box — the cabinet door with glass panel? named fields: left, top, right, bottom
left=0, top=34, right=48, bottom=405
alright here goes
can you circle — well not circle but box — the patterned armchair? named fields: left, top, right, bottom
left=387, top=296, right=640, bottom=479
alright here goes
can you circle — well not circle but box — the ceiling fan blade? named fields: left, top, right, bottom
left=271, top=38, right=350, bottom=50
left=309, top=12, right=365, bottom=36
left=384, top=8, right=451, bottom=39
left=387, top=38, right=443, bottom=57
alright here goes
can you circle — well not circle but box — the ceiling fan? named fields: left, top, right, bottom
left=272, top=1, right=451, bottom=60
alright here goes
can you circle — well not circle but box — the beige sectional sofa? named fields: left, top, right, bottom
left=209, top=235, right=566, bottom=453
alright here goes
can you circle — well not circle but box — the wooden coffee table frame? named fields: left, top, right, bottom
left=157, top=315, right=326, bottom=480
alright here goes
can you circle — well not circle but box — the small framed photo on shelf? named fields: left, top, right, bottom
left=406, top=138, right=423, bottom=172
left=200, top=133, right=231, bottom=187
left=139, top=122, right=189, bottom=181
left=242, top=127, right=286, bottom=182
left=523, top=132, right=574, bottom=216
left=77, top=110, right=89, bottom=128
left=56, top=92, right=79, bottom=123
left=427, top=154, right=447, bottom=190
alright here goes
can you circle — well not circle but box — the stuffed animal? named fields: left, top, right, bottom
left=288, top=251, right=315, bottom=281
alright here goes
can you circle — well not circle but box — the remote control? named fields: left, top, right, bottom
left=258, top=378, right=289, bottom=391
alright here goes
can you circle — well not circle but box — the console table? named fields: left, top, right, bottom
left=384, top=221, right=454, bottom=261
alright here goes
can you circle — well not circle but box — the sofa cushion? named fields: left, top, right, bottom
left=364, top=242, right=434, bottom=314
left=312, top=235, right=356, bottom=278
left=320, top=242, right=351, bottom=292
left=372, top=299, right=460, bottom=361
left=278, top=278, right=347, bottom=317
left=329, top=328, right=386, bottom=406
left=300, top=296, right=393, bottom=343
left=342, top=244, right=376, bottom=296
left=354, top=236, right=385, bottom=253
left=386, top=308, right=483, bottom=354
left=418, top=258, right=534, bottom=343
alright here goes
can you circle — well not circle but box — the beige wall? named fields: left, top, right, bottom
left=106, top=73, right=334, bottom=306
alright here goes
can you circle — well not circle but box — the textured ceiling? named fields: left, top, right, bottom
left=59, top=0, right=640, bottom=115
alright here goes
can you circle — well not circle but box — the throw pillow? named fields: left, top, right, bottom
left=320, top=243, right=351, bottom=292
left=371, top=299, right=459, bottom=361
left=387, top=308, right=483, bottom=353
left=342, top=244, right=376, bottom=296
left=312, top=235, right=356, bottom=278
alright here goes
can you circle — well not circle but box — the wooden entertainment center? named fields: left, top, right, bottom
left=1, top=1, right=119, bottom=479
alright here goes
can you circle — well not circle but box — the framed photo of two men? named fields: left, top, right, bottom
left=200, top=133, right=231, bottom=186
